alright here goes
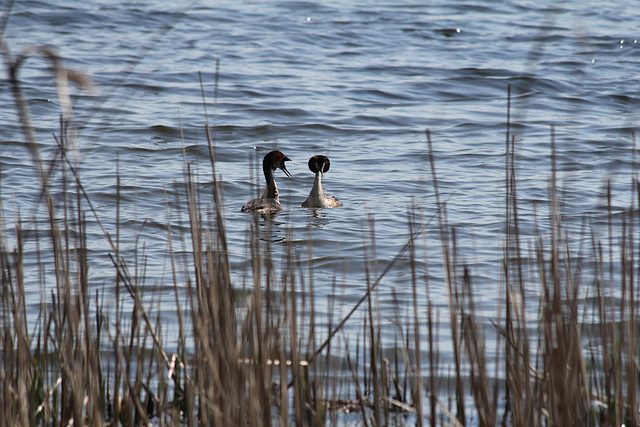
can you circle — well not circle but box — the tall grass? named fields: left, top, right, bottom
left=1, top=42, right=638, bottom=426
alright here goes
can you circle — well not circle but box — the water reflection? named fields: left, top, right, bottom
left=256, top=212, right=282, bottom=223
left=303, top=207, right=332, bottom=228
left=255, top=213, right=288, bottom=244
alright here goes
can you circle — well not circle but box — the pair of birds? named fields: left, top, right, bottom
left=241, top=150, right=342, bottom=213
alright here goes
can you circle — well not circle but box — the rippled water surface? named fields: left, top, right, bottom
left=2, top=0, right=640, bottom=414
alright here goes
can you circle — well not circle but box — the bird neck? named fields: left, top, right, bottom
left=310, top=172, right=324, bottom=198
left=262, top=167, right=279, bottom=201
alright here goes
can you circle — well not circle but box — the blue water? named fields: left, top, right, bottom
left=2, top=0, right=639, bottom=419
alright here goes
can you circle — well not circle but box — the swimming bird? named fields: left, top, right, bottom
left=241, top=150, right=291, bottom=213
left=301, top=155, right=342, bottom=208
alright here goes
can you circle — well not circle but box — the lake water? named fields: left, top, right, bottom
left=2, top=0, right=639, bottom=421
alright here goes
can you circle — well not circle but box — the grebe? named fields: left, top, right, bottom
left=241, top=150, right=291, bottom=213
left=301, top=155, right=342, bottom=208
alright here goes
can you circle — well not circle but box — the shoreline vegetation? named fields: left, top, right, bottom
left=2, top=43, right=639, bottom=426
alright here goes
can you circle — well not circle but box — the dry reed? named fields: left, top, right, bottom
left=0, top=39, right=638, bottom=427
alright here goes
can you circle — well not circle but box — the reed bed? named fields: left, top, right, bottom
left=1, top=44, right=639, bottom=426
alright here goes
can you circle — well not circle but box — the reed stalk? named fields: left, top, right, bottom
left=1, top=37, right=638, bottom=426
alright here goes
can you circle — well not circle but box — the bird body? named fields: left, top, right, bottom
left=241, top=150, right=291, bottom=213
left=302, top=155, right=342, bottom=208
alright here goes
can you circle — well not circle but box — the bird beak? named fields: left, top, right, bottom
left=320, top=160, right=328, bottom=176
left=280, top=159, right=292, bottom=177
